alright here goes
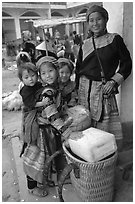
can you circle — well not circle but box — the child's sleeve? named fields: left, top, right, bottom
left=67, top=82, right=78, bottom=107
left=20, top=86, right=37, bottom=108
left=68, top=89, right=78, bottom=107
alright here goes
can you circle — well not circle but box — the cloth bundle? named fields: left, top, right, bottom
left=67, top=105, right=91, bottom=132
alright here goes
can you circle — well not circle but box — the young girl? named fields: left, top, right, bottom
left=18, top=62, right=48, bottom=197
left=58, top=58, right=91, bottom=133
left=16, top=51, right=32, bottom=91
left=58, top=57, right=78, bottom=109
left=36, top=56, right=72, bottom=139
left=18, top=62, right=48, bottom=143
left=36, top=56, right=73, bottom=180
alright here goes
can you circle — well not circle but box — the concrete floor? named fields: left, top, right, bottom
left=2, top=65, right=133, bottom=202
left=2, top=110, right=133, bottom=202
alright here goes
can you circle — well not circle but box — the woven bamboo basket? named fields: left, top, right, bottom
left=62, top=143, right=117, bottom=202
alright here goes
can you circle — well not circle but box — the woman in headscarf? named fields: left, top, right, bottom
left=75, top=5, right=132, bottom=151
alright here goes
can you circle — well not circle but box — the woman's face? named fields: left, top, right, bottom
left=40, top=63, right=58, bottom=85
left=59, top=65, right=71, bottom=83
left=88, top=12, right=107, bottom=35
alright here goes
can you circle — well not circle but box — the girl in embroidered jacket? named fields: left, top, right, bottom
left=58, top=58, right=78, bottom=111
left=36, top=56, right=72, bottom=138
left=75, top=5, right=132, bottom=151
left=36, top=56, right=72, bottom=179
left=18, top=62, right=49, bottom=197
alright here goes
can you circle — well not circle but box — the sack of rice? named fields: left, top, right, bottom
left=67, top=105, right=91, bottom=131
left=68, top=127, right=117, bottom=162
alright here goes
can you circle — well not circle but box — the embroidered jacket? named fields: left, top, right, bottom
left=59, top=80, right=78, bottom=108
left=38, top=85, right=72, bottom=141
left=75, top=33, right=132, bottom=88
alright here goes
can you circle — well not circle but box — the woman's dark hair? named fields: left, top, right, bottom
left=18, top=62, right=38, bottom=81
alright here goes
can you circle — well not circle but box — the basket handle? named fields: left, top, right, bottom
left=43, top=149, right=63, bottom=187
left=58, top=163, right=80, bottom=202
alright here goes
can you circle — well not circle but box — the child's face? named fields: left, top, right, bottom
left=22, top=69, right=37, bottom=86
left=40, top=63, right=58, bottom=85
left=59, top=65, right=71, bottom=83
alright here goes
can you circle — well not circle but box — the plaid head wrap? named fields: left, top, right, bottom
left=87, top=5, right=109, bottom=22
left=58, top=58, right=74, bottom=74
left=36, top=56, right=59, bottom=70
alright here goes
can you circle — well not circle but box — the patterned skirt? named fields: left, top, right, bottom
left=78, top=76, right=123, bottom=142
left=22, top=128, right=48, bottom=183
left=22, top=124, right=64, bottom=183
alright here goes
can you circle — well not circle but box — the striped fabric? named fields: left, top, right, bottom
left=22, top=86, right=72, bottom=183
left=22, top=128, right=48, bottom=183
left=82, top=33, right=116, bottom=60
left=40, top=87, right=72, bottom=140
left=78, top=76, right=123, bottom=141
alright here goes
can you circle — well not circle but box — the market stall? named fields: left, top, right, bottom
left=31, top=16, right=86, bottom=56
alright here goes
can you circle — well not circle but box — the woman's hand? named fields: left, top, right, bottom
left=102, top=80, right=116, bottom=95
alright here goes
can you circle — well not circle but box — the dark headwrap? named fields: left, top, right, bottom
left=87, top=5, right=109, bottom=22
left=58, top=58, right=74, bottom=74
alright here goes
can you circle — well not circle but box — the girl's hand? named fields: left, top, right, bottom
left=42, top=97, right=50, bottom=106
left=102, top=80, right=116, bottom=95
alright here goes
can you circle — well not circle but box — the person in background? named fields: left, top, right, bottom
left=64, top=34, right=75, bottom=63
left=75, top=5, right=132, bottom=151
left=16, top=51, right=31, bottom=67
left=44, top=31, right=57, bottom=54
left=72, top=31, right=83, bottom=59
left=46, top=28, right=51, bottom=39
left=72, top=31, right=83, bottom=46
left=54, top=29, right=61, bottom=45
left=58, top=57, right=78, bottom=111
left=21, top=30, right=36, bottom=64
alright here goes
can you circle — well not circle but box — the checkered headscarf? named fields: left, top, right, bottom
left=36, top=56, right=59, bottom=70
